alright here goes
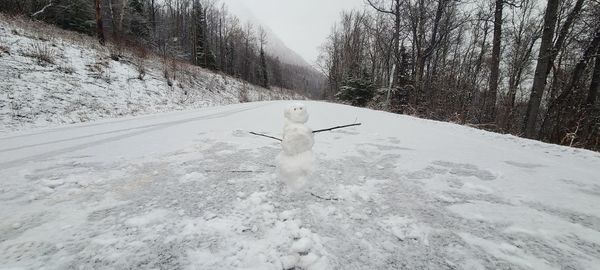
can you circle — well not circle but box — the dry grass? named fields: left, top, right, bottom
left=58, top=65, right=75, bottom=74
left=238, top=83, right=250, bottom=103
left=22, top=42, right=57, bottom=65
left=2, top=13, right=99, bottom=47
left=88, top=52, right=112, bottom=83
left=132, top=46, right=149, bottom=80
left=0, top=13, right=166, bottom=66
left=162, top=57, right=183, bottom=87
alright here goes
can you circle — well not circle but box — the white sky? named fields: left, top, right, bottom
left=223, top=0, right=365, bottom=65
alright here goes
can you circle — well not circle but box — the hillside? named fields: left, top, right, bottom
left=220, top=0, right=313, bottom=68
left=1, top=101, right=599, bottom=269
left=0, top=16, right=303, bottom=133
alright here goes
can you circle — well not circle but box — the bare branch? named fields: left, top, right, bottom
left=31, top=1, right=54, bottom=18
left=502, top=0, right=522, bottom=8
left=365, top=0, right=396, bottom=15
left=204, top=170, right=266, bottom=173
left=313, top=123, right=362, bottom=133
left=310, top=192, right=340, bottom=201
left=249, top=132, right=282, bottom=141
left=249, top=123, right=361, bottom=142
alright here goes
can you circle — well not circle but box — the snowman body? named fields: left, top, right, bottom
left=276, top=103, right=315, bottom=191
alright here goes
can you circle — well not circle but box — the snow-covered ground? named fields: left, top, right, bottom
left=1, top=101, right=600, bottom=269
left=0, top=16, right=303, bottom=133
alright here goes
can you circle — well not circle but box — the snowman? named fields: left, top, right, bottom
left=276, top=103, right=315, bottom=191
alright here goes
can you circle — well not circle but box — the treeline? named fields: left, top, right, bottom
left=319, top=0, right=599, bottom=151
left=0, top=0, right=324, bottom=97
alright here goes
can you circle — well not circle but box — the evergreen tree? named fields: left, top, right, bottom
left=271, top=57, right=283, bottom=87
left=259, top=45, right=269, bottom=88
left=191, top=0, right=216, bottom=70
left=336, top=70, right=375, bottom=107
left=126, top=0, right=149, bottom=40
left=49, top=0, right=94, bottom=34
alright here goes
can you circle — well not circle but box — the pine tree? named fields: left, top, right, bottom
left=50, top=0, right=94, bottom=34
left=271, top=57, right=283, bottom=87
left=256, top=27, right=269, bottom=88
left=336, top=70, right=375, bottom=107
left=259, top=44, right=269, bottom=88
left=127, top=0, right=150, bottom=40
left=191, top=0, right=216, bottom=70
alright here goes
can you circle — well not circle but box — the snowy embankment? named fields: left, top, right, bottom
left=1, top=101, right=600, bottom=269
left=0, top=16, right=303, bottom=133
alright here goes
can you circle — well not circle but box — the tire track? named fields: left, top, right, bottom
left=0, top=103, right=270, bottom=170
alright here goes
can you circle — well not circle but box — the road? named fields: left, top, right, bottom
left=1, top=101, right=600, bottom=269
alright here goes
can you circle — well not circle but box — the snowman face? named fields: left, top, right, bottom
left=284, top=103, right=309, bottom=124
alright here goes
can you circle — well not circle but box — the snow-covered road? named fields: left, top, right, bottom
left=1, top=101, right=600, bottom=269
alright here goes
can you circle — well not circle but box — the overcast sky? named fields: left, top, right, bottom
left=222, top=0, right=365, bottom=65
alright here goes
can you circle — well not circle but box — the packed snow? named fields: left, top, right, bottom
left=277, top=103, right=315, bottom=192
left=0, top=17, right=303, bottom=133
left=1, top=101, right=600, bottom=269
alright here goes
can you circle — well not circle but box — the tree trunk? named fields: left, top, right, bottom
left=95, top=0, right=105, bottom=45
left=523, top=0, right=560, bottom=138
left=504, top=35, right=536, bottom=131
left=108, top=0, right=125, bottom=42
left=393, top=0, right=401, bottom=85
left=473, top=18, right=490, bottom=114
left=260, top=45, right=269, bottom=88
left=484, top=0, right=503, bottom=124
left=417, top=0, right=448, bottom=107
left=151, top=0, right=156, bottom=36
left=587, top=43, right=600, bottom=106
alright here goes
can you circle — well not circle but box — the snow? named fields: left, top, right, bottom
left=281, top=124, right=314, bottom=155
left=1, top=100, right=600, bottom=269
left=277, top=103, right=316, bottom=191
left=276, top=151, right=315, bottom=191
left=0, top=17, right=303, bottom=133
left=125, top=209, right=171, bottom=227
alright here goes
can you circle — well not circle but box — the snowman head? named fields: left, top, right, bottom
left=284, top=103, right=309, bottom=124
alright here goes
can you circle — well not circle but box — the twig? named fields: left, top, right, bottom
left=204, top=170, right=266, bottom=173
left=313, top=123, right=362, bottom=133
left=249, top=132, right=282, bottom=141
left=249, top=122, right=362, bottom=141
left=310, top=192, right=340, bottom=201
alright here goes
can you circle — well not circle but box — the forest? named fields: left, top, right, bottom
left=318, top=0, right=599, bottom=151
left=0, top=0, right=325, bottom=98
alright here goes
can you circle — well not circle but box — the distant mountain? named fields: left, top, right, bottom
left=220, top=0, right=315, bottom=69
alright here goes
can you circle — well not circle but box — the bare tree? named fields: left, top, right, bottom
left=95, top=0, right=105, bottom=45
left=523, top=0, right=560, bottom=138
left=483, top=0, right=504, bottom=124
left=523, top=0, right=585, bottom=138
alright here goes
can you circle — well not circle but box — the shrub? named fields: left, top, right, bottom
left=238, top=84, right=250, bottom=103
left=58, top=65, right=75, bottom=74
left=23, top=42, right=57, bottom=65
left=336, top=71, right=375, bottom=107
